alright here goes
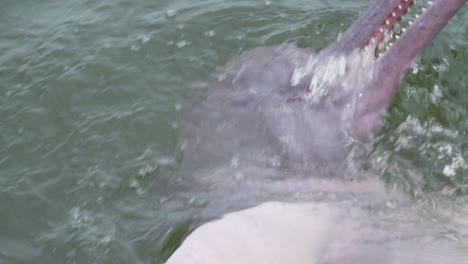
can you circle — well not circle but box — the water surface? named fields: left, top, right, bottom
left=1, top=0, right=467, bottom=263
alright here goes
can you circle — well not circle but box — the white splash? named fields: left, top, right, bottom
left=438, top=143, right=467, bottom=177
left=290, top=46, right=376, bottom=104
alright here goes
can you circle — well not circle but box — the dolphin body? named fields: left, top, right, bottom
left=164, top=0, right=467, bottom=263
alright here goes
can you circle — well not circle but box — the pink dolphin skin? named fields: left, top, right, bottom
left=167, top=201, right=468, bottom=264
left=166, top=0, right=467, bottom=263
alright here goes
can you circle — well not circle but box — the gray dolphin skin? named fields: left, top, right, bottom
left=165, top=0, right=467, bottom=263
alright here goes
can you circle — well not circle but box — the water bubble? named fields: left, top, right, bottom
left=100, top=235, right=113, bottom=244
left=234, top=172, right=245, bottom=182
left=385, top=200, right=398, bottom=209
left=443, top=154, right=466, bottom=177
left=430, top=84, right=443, bottom=103
left=204, top=30, right=216, bottom=37
left=176, top=40, right=188, bottom=48
left=230, top=156, right=239, bottom=168
left=130, top=179, right=145, bottom=195
left=443, top=164, right=456, bottom=177
left=130, top=180, right=139, bottom=188
left=166, top=9, right=176, bottom=17
left=235, top=34, right=245, bottom=40
left=137, top=165, right=156, bottom=177
left=411, top=63, right=420, bottom=74
left=139, top=34, right=150, bottom=43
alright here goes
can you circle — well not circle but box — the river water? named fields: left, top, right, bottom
left=1, top=0, right=467, bottom=263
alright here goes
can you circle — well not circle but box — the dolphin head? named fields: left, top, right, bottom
left=178, top=0, right=466, bottom=175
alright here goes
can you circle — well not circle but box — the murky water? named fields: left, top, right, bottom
left=1, top=0, right=467, bottom=263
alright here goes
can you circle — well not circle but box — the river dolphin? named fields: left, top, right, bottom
left=164, top=0, right=467, bottom=263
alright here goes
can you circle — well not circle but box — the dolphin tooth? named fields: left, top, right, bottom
left=422, top=8, right=427, bottom=12
left=379, top=27, right=384, bottom=32
left=416, top=14, right=420, bottom=18
left=398, top=4, right=402, bottom=9
left=428, top=1, right=433, bottom=5
left=392, top=12, right=397, bottom=17
left=385, top=20, right=390, bottom=25
left=409, top=21, right=413, bottom=25
left=402, top=27, right=407, bottom=32
left=395, top=35, right=400, bottom=39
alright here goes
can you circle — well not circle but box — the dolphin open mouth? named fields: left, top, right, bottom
left=328, top=0, right=465, bottom=60
left=361, top=0, right=423, bottom=55
left=348, top=0, right=466, bottom=140
left=286, top=0, right=465, bottom=140
left=363, top=0, right=465, bottom=61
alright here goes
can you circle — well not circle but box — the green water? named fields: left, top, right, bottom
left=0, top=0, right=467, bottom=263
